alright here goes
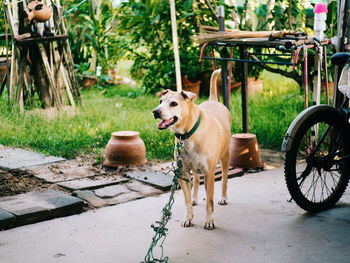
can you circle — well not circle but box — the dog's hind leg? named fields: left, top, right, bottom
left=192, top=172, right=199, bottom=206
left=218, top=150, right=230, bottom=205
left=179, top=172, right=194, bottom=227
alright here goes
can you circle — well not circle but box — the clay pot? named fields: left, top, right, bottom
left=103, top=131, right=147, bottom=167
left=231, top=79, right=263, bottom=96
left=0, top=58, right=8, bottom=82
left=26, top=1, right=53, bottom=23
left=183, top=81, right=201, bottom=97
left=82, top=75, right=97, bottom=88
left=247, top=78, right=263, bottom=96
left=229, top=133, right=263, bottom=169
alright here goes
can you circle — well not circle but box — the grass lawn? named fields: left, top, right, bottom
left=0, top=71, right=309, bottom=161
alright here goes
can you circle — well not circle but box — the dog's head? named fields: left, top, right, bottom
left=152, top=89, right=197, bottom=131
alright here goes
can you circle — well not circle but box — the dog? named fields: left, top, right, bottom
left=152, top=69, right=231, bottom=230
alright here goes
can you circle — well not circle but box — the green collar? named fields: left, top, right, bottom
left=175, top=113, right=202, bottom=140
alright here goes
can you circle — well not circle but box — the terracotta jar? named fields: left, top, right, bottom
left=183, top=81, right=201, bottom=97
left=229, top=133, right=263, bottom=169
left=82, top=75, right=97, bottom=88
left=103, top=131, right=147, bottom=167
left=26, top=1, right=53, bottom=23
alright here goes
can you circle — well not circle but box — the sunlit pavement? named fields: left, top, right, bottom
left=0, top=167, right=349, bottom=263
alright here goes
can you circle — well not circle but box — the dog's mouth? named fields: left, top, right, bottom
left=157, top=116, right=178, bottom=130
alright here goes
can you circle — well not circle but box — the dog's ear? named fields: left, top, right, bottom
left=181, top=90, right=197, bottom=101
left=156, top=89, right=170, bottom=97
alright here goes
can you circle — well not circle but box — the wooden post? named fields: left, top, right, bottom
left=240, top=47, right=249, bottom=133
left=218, top=6, right=230, bottom=110
left=169, top=0, right=182, bottom=92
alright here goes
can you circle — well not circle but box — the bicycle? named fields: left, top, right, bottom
left=282, top=52, right=350, bottom=212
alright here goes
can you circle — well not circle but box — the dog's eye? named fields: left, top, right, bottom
left=159, top=100, right=162, bottom=104
left=170, top=101, right=178, bottom=107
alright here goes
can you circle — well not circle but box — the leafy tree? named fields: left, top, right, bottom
left=117, top=0, right=223, bottom=93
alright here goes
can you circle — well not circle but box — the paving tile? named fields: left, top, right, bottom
left=72, top=190, right=108, bottom=208
left=0, top=209, right=16, bottom=230
left=126, top=181, right=163, bottom=196
left=0, top=145, right=65, bottom=170
left=199, top=167, right=245, bottom=184
left=106, top=191, right=143, bottom=205
left=0, top=190, right=84, bottom=227
left=27, top=163, right=95, bottom=183
left=57, top=177, right=128, bottom=191
left=94, top=185, right=130, bottom=198
left=126, top=171, right=173, bottom=191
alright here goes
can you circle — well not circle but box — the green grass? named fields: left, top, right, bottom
left=0, top=85, right=174, bottom=160
left=0, top=71, right=311, bottom=161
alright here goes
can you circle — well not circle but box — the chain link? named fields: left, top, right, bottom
left=141, top=141, right=186, bottom=263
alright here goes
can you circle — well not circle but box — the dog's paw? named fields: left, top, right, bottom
left=192, top=200, right=198, bottom=206
left=204, top=220, right=215, bottom=230
left=218, top=197, right=228, bottom=205
left=181, top=219, right=193, bottom=228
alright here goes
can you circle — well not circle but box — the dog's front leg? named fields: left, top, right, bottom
left=179, top=171, right=194, bottom=227
left=204, top=168, right=215, bottom=230
left=191, top=172, right=199, bottom=206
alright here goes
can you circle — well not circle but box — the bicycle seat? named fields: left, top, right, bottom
left=331, top=52, right=350, bottom=65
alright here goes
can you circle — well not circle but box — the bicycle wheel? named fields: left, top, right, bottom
left=285, top=110, right=350, bottom=212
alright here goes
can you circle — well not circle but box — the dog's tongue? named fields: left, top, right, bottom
left=158, top=119, right=172, bottom=129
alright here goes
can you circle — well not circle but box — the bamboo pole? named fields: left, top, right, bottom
left=169, top=0, right=182, bottom=91
left=38, top=43, right=62, bottom=107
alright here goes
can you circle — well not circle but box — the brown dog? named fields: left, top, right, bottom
left=152, top=69, right=231, bottom=230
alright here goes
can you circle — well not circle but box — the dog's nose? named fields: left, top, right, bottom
left=152, top=109, right=161, bottom=119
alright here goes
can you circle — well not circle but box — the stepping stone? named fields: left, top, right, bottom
left=106, top=191, right=144, bottom=205
left=94, top=184, right=130, bottom=198
left=0, top=145, right=65, bottom=170
left=28, top=162, right=95, bottom=183
left=127, top=171, right=173, bottom=191
left=73, top=190, right=108, bottom=208
left=126, top=181, right=163, bottom=196
left=0, top=208, right=16, bottom=230
left=199, top=167, right=245, bottom=184
left=0, top=190, right=84, bottom=227
left=57, top=177, right=128, bottom=191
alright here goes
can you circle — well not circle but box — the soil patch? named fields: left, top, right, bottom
left=0, top=169, right=53, bottom=197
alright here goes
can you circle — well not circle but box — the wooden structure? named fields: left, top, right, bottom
left=198, top=27, right=332, bottom=133
left=2, top=0, right=81, bottom=110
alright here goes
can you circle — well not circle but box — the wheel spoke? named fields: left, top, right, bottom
left=285, top=116, right=349, bottom=212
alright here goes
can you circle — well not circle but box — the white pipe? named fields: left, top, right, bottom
left=169, top=0, right=182, bottom=91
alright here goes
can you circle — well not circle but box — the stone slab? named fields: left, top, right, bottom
left=126, top=171, right=173, bottom=191
left=106, top=191, right=143, bottom=205
left=27, top=163, right=96, bottom=183
left=0, top=208, right=15, bottom=230
left=57, top=177, right=128, bottom=191
left=73, top=190, right=108, bottom=208
left=0, top=145, right=65, bottom=170
left=0, top=190, right=84, bottom=227
left=125, top=181, right=163, bottom=196
left=199, top=167, right=245, bottom=184
left=94, top=184, right=130, bottom=198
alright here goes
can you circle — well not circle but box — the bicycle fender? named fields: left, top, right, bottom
left=281, top=105, right=343, bottom=153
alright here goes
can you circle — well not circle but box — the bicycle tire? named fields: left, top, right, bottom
left=284, top=109, right=350, bottom=212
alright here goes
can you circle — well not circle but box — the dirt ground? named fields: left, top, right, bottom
left=0, top=148, right=285, bottom=198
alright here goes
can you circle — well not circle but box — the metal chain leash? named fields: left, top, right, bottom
left=141, top=140, right=187, bottom=263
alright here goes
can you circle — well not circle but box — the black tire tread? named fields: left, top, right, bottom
left=284, top=110, right=350, bottom=212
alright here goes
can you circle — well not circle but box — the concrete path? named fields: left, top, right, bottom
left=0, top=145, right=65, bottom=170
left=0, top=167, right=349, bottom=263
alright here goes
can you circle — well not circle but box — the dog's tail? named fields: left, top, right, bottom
left=209, top=68, right=221, bottom=101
